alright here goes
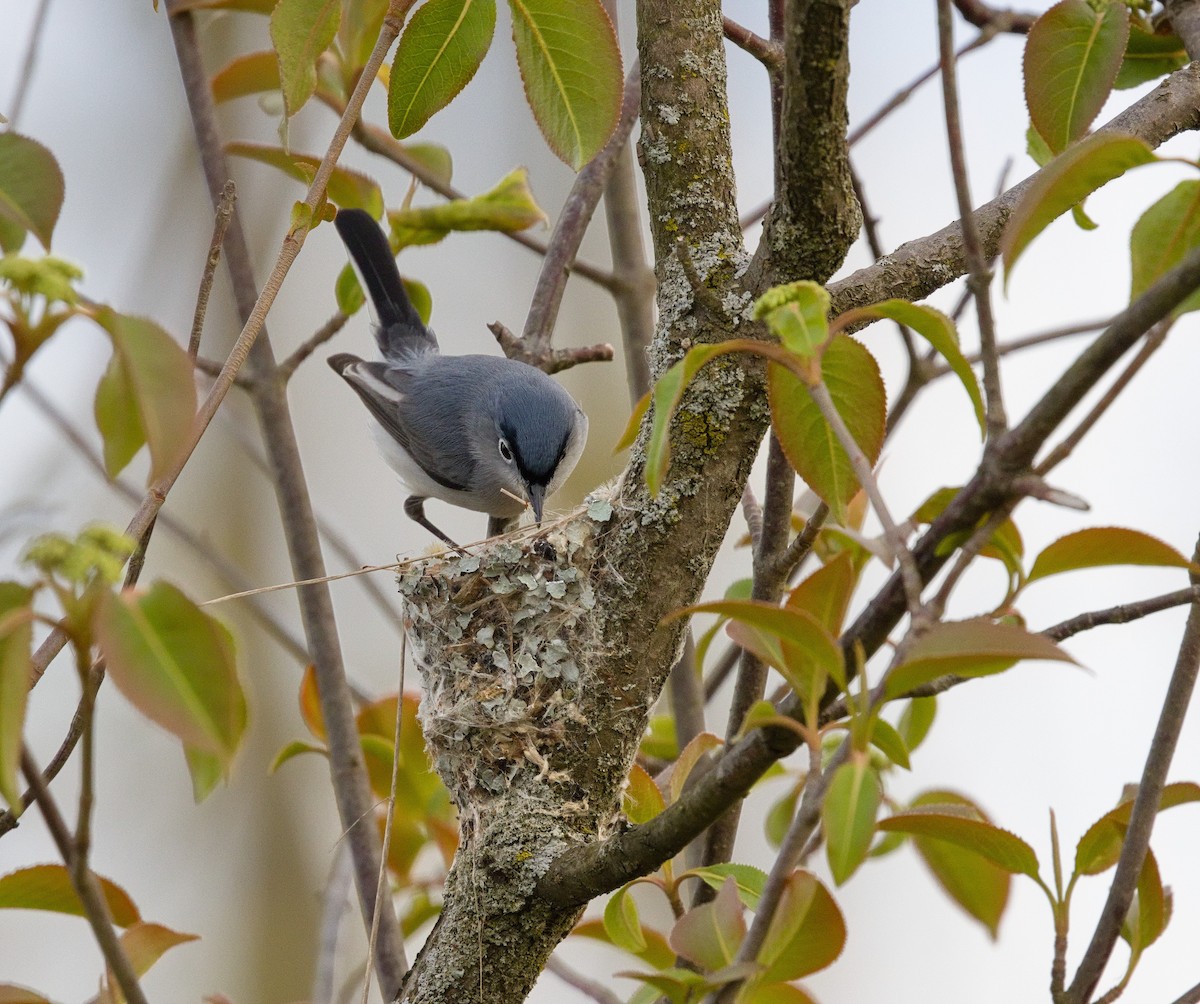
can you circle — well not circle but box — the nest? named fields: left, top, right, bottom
left=398, top=501, right=614, bottom=807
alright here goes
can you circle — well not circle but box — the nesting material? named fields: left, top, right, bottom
left=398, top=503, right=613, bottom=806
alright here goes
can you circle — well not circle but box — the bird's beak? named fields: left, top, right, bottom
left=527, top=483, right=546, bottom=524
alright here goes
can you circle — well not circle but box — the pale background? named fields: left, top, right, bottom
left=1, top=0, right=1199, bottom=1001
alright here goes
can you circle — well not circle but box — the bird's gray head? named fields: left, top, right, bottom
left=476, top=367, right=587, bottom=523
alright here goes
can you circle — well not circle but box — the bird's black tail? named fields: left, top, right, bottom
left=334, top=208, right=437, bottom=359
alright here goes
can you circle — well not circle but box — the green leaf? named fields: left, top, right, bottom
left=604, top=883, right=647, bottom=954
left=668, top=732, right=723, bottom=804
left=508, top=0, right=623, bottom=170
left=640, top=714, right=677, bottom=761
left=616, top=967, right=711, bottom=1004
left=1002, top=132, right=1156, bottom=279
left=0, top=133, right=65, bottom=250
left=1131, top=181, right=1200, bottom=317
left=340, top=0, right=390, bottom=73
left=823, top=758, right=881, bottom=885
left=905, top=790, right=1011, bottom=937
left=183, top=745, right=224, bottom=803
left=388, top=0, right=496, bottom=138
left=736, top=983, right=817, bottom=1004
left=757, top=870, right=845, bottom=981
left=768, top=336, right=886, bottom=524
left=842, top=299, right=984, bottom=438
left=0, top=583, right=33, bottom=812
left=93, top=582, right=246, bottom=770
left=867, top=718, right=910, bottom=771
left=92, top=308, right=197, bottom=483
left=896, top=696, right=937, bottom=755
left=572, top=917, right=674, bottom=969
left=0, top=865, right=140, bottom=926
left=387, top=167, right=547, bottom=248
left=210, top=51, right=281, bottom=103
left=880, top=803, right=1040, bottom=878
left=785, top=552, right=855, bottom=636
left=1115, top=21, right=1187, bottom=90
left=675, top=600, right=844, bottom=704
left=765, top=783, right=800, bottom=849
left=753, top=281, right=830, bottom=358
left=1028, top=526, right=1191, bottom=583
left=270, top=0, right=340, bottom=117
left=226, top=142, right=384, bottom=216
left=669, top=877, right=746, bottom=970
left=402, top=142, right=455, bottom=186
left=679, top=864, right=768, bottom=910
left=115, top=921, right=199, bottom=978
left=1121, top=848, right=1166, bottom=957
left=1024, top=0, right=1129, bottom=155
left=269, top=739, right=327, bottom=773
left=1074, top=781, right=1200, bottom=875
left=623, top=762, right=665, bottom=824
left=885, top=618, right=1076, bottom=699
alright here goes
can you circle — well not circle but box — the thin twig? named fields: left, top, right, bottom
left=807, top=379, right=923, bottom=614
left=487, top=321, right=614, bottom=375
left=328, top=99, right=618, bottom=292
left=22, top=748, right=149, bottom=1004
left=1035, top=322, right=1169, bottom=476
left=1065, top=540, right=1200, bottom=1004
left=7, top=0, right=54, bottom=128
left=278, top=311, right=350, bottom=382
left=937, top=0, right=1006, bottom=438
left=1168, top=979, right=1200, bottom=1004
left=952, top=0, right=1036, bottom=32
left=771, top=501, right=828, bottom=583
left=741, top=483, right=764, bottom=552
left=668, top=633, right=706, bottom=754
left=521, top=61, right=642, bottom=359
left=1044, top=586, right=1200, bottom=642
left=545, top=954, right=624, bottom=1004
left=189, top=180, right=237, bottom=359
left=722, top=16, right=783, bottom=70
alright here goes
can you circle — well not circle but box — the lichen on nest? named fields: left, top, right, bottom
left=397, top=505, right=612, bottom=805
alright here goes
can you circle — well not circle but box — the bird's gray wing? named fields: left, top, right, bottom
left=328, top=355, right=472, bottom=492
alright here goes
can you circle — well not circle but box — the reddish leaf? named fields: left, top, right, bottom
left=786, top=552, right=855, bottom=636
left=116, top=921, right=199, bottom=977
left=736, top=983, right=817, bottom=1004
left=668, top=732, right=723, bottom=805
left=768, top=336, right=886, bottom=523
left=298, top=663, right=326, bottom=741
left=906, top=790, right=1011, bottom=937
left=669, top=877, right=746, bottom=970
left=94, top=583, right=245, bottom=770
left=0, top=986, right=53, bottom=1004
left=1029, top=526, right=1192, bottom=583
left=757, top=870, right=845, bottom=981
left=210, top=51, right=281, bottom=103
left=573, top=917, right=674, bottom=969
left=0, top=865, right=139, bottom=926
left=880, top=804, right=1039, bottom=878
left=885, top=618, right=1075, bottom=699
left=92, top=308, right=197, bottom=483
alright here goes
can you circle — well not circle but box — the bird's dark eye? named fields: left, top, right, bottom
left=498, top=438, right=514, bottom=462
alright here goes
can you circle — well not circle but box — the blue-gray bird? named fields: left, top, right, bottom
left=327, top=208, right=588, bottom=549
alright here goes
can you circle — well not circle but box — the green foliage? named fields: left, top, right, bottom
left=1027, top=526, right=1191, bottom=584
left=1130, top=181, right=1200, bottom=317
left=669, top=876, right=745, bottom=970
left=904, top=791, right=1012, bottom=938
left=884, top=618, right=1076, bottom=699
left=753, top=281, right=830, bottom=358
left=623, top=762, right=666, bottom=824
left=210, top=50, right=281, bottom=103
left=22, top=525, right=134, bottom=587
left=0, top=582, right=33, bottom=811
left=756, top=870, right=845, bottom=981
left=1024, top=0, right=1129, bottom=155
left=604, top=882, right=648, bottom=954
left=767, top=337, right=886, bottom=523
left=1115, top=14, right=1186, bottom=90
left=1002, top=132, right=1157, bottom=279
left=679, top=864, right=767, bottom=909
left=0, top=865, right=140, bottom=926
left=668, top=732, right=723, bottom=804
left=93, top=582, right=246, bottom=777
left=1074, top=781, right=1200, bottom=875
left=879, top=804, right=1041, bottom=878
left=270, top=0, right=340, bottom=117
left=387, top=167, right=547, bottom=247
left=822, top=757, right=881, bottom=885
left=508, top=0, right=624, bottom=170
left=388, top=0, right=497, bottom=139
left=225, top=142, right=384, bottom=215
left=0, top=133, right=65, bottom=251
left=92, top=308, right=197, bottom=483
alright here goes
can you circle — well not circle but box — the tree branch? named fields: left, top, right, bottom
left=951, top=0, right=1036, bottom=32
left=1065, top=539, right=1200, bottom=1004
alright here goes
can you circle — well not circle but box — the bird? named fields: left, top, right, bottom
left=327, top=208, right=588, bottom=550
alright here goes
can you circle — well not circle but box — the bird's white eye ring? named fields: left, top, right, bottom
left=498, top=438, right=514, bottom=462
